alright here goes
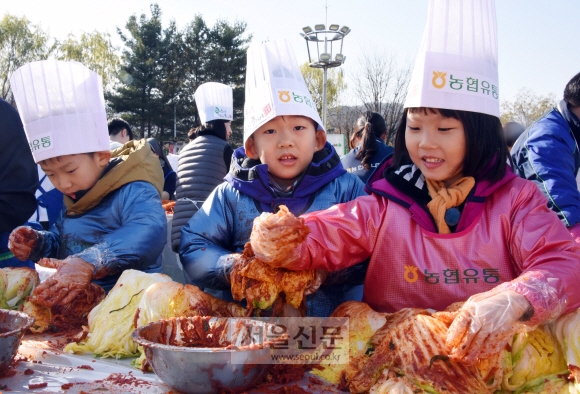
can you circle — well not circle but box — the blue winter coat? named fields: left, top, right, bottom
left=341, top=140, right=394, bottom=183
left=179, top=142, right=367, bottom=316
left=511, top=100, right=580, bottom=227
left=30, top=140, right=167, bottom=290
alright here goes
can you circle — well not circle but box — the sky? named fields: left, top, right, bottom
left=5, top=0, right=580, bottom=106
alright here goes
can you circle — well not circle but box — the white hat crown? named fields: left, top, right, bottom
left=10, top=60, right=110, bottom=163
left=243, top=39, right=324, bottom=145
left=194, top=82, right=233, bottom=124
left=405, top=0, right=500, bottom=117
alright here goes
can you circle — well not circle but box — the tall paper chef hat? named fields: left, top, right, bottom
left=404, top=0, right=500, bottom=117
left=243, top=39, right=324, bottom=145
left=194, top=82, right=233, bottom=124
left=10, top=60, right=110, bottom=163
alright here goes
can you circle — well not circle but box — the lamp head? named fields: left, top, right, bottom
left=339, top=26, right=351, bottom=35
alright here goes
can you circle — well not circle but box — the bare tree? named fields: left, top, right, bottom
left=350, top=50, right=412, bottom=144
left=327, top=104, right=363, bottom=152
left=500, top=88, right=557, bottom=128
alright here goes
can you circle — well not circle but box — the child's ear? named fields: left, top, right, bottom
left=245, top=137, right=260, bottom=160
left=314, top=130, right=327, bottom=151
left=95, top=151, right=112, bottom=167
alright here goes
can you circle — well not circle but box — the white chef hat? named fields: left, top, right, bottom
left=10, top=60, right=110, bottom=163
left=404, top=0, right=500, bottom=117
left=194, top=82, right=233, bottom=124
left=243, top=39, right=324, bottom=145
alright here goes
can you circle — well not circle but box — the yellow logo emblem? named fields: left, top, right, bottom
left=404, top=265, right=419, bottom=283
left=279, top=90, right=291, bottom=102
left=432, top=71, right=447, bottom=89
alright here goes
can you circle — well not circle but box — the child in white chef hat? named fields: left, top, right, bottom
left=8, top=60, right=167, bottom=304
left=249, top=0, right=580, bottom=378
left=179, top=39, right=367, bottom=317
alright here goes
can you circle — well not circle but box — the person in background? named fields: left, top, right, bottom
left=170, top=82, right=234, bottom=252
left=511, top=71, right=580, bottom=238
left=349, top=129, right=361, bottom=150
left=341, top=111, right=394, bottom=183
left=0, top=97, right=39, bottom=268
left=148, top=138, right=177, bottom=200
left=250, top=0, right=580, bottom=370
left=179, top=40, right=367, bottom=317
left=8, top=60, right=166, bottom=301
left=503, top=121, right=525, bottom=151
left=108, top=117, right=133, bottom=149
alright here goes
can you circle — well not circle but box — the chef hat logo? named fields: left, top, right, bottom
left=10, top=60, right=110, bottom=163
left=243, top=39, right=324, bottom=146
left=404, top=0, right=500, bottom=117
left=194, top=82, right=233, bottom=124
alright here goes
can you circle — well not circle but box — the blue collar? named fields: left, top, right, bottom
left=224, top=142, right=346, bottom=214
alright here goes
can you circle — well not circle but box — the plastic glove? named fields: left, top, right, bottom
left=38, top=256, right=111, bottom=280
left=216, top=253, right=241, bottom=285
left=8, top=226, right=41, bottom=261
left=304, top=269, right=328, bottom=296
left=446, top=289, right=533, bottom=365
left=31, top=256, right=94, bottom=307
left=37, top=257, right=66, bottom=270
left=249, top=207, right=308, bottom=268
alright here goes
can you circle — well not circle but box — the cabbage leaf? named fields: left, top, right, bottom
left=64, top=270, right=172, bottom=358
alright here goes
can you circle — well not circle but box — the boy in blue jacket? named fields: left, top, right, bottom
left=179, top=40, right=366, bottom=317
left=8, top=60, right=166, bottom=306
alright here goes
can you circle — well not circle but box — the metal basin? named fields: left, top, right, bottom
left=132, top=316, right=278, bottom=394
left=0, top=309, right=35, bottom=372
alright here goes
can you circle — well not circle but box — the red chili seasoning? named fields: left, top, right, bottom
left=28, top=382, right=48, bottom=389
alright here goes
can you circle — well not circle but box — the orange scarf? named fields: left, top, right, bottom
left=426, top=177, right=475, bottom=234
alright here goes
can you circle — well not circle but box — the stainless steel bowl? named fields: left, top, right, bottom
left=132, top=317, right=276, bottom=394
left=0, top=309, right=35, bottom=372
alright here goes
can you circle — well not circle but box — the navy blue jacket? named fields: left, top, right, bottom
left=511, top=100, right=580, bottom=227
left=341, top=140, right=394, bottom=183
left=0, top=98, right=38, bottom=268
left=179, top=142, right=367, bottom=316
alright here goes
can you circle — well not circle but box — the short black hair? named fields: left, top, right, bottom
left=196, top=119, right=229, bottom=141
left=503, top=121, right=525, bottom=147
left=107, top=118, right=134, bottom=140
left=564, top=71, right=580, bottom=107
left=392, top=107, right=509, bottom=183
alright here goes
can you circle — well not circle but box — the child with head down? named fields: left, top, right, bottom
left=8, top=60, right=166, bottom=307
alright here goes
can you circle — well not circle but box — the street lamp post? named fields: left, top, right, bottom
left=300, top=24, right=350, bottom=129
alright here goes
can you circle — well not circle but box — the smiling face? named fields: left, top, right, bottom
left=405, top=109, right=466, bottom=187
left=40, top=152, right=111, bottom=199
left=245, top=115, right=326, bottom=188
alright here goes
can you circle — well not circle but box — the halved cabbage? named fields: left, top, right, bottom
left=4, top=267, right=39, bottom=309
left=553, top=309, right=580, bottom=393
left=64, top=270, right=172, bottom=358
left=501, top=325, right=568, bottom=391
left=0, top=267, right=39, bottom=310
